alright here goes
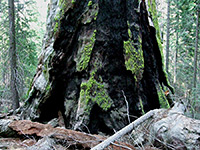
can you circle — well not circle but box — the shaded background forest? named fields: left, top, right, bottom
left=0, top=0, right=199, bottom=118
left=0, top=0, right=48, bottom=111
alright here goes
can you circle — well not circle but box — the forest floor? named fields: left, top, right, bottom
left=1, top=102, right=200, bottom=150
left=0, top=115, right=139, bottom=150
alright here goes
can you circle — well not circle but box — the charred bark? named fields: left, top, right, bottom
left=20, top=0, right=173, bottom=135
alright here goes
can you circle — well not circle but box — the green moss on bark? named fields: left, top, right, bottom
left=139, top=97, right=145, bottom=114
left=82, top=2, right=99, bottom=24
left=54, top=0, right=72, bottom=34
left=94, top=10, right=98, bottom=20
left=157, top=84, right=170, bottom=108
left=123, top=35, right=144, bottom=81
left=71, top=0, right=76, bottom=4
left=76, top=30, right=96, bottom=72
left=88, top=0, right=92, bottom=7
left=26, top=78, right=34, bottom=99
left=80, top=71, right=113, bottom=111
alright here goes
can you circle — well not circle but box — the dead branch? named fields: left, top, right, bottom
left=91, top=109, right=157, bottom=150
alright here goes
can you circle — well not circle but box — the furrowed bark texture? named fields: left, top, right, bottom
left=21, top=0, right=172, bottom=134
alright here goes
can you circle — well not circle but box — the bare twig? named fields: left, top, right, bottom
left=122, top=90, right=131, bottom=124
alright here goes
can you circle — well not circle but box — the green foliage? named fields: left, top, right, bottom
left=0, top=1, right=9, bottom=99
left=1, top=106, right=9, bottom=114
left=54, top=0, right=68, bottom=33
left=94, top=10, right=98, bottom=20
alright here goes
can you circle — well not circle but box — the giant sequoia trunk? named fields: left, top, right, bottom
left=21, top=0, right=173, bottom=135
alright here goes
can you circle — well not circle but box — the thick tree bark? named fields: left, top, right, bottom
left=8, top=0, right=19, bottom=110
left=20, top=0, right=173, bottom=135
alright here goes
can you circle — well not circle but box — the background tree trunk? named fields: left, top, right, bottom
left=193, top=2, right=200, bottom=114
left=193, top=2, right=199, bottom=90
left=8, top=0, right=19, bottom=110
left=173, top=1, right=179, bottom=85
left=21, top=0, right=173, bottom=135
left=166, top=0, right=170, bottom=74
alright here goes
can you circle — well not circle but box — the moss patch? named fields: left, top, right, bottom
left=71, top=0, right=76, bottom=4
left=25, top=78, right=34, bottom=100
left=54, top=12, right=61, bottom=33
left=157, top=84, right=170, bottom=108
left=88, top=0, right=92, bottom=7
left=53, top=0, right=72, bottom=34
left=82, top=2, right=99, bottom=24
left=76, top=30, right=96, bottom=72
left=123, top=34, right=144, bottom=81
left=139, top=97, right=145, bottom=114
left=80, top=71, right=113, bottom=112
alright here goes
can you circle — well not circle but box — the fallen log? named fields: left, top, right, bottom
left=92, top=102, right=200, bottom=150
left=0, top=119, right=135, bottom=150
left=146, top=103, right=200, bottom=149
left=1, top=102, right=200, bottom=149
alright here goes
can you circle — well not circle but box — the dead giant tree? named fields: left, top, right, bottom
left=20, top=0, right=173, bottom=135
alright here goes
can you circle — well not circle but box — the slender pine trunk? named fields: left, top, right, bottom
left=193, top=3, right=199, bottom=89
left=192, top=2, right=199, bottom=116
left=173, top=2, right=179, bottom=85
left=8, top=0, right=19, bottom=110
left=166, top=0, right=170, bottom=74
